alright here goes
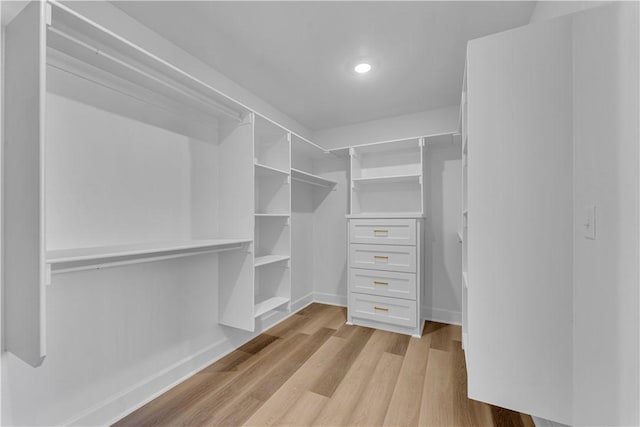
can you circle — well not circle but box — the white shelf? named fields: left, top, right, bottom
left=254, top=254, right=290, bottom=268
left=255, top=162, right=289, bottom=177
left=255, top=213, right=290, bottom=218
left=352, top=174, right=421, bottom=186
left=291, top=168, right=337, bottom=188
left=47, top=239, right=252, bottom=273
left=254, top=296, right=289, bottom=318
left=463, top=272, right=468, bottom=289
left=457, top=230, right=464, bottom=243
left=346, top=212, right=425, bottom=219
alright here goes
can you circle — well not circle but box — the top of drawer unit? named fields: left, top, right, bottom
left=349, top=218, right=416, bottom=245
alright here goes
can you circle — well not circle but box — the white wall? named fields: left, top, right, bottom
left=572, top=3, right=639, bottom=425
left=529, top=1, right=609, bottom=23
left=313, top=105, right=459, bottom=150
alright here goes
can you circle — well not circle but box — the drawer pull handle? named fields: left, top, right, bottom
left=374, top=255, right=389, bottom=260
left=373, top=281, right=389, bottom=286
left=374, top=306, right=389, bottom=312
left=373, top=229, right=388, bottom=234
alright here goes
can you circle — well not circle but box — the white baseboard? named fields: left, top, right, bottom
left=532, top=416, right=571, bottom=427
left=65, top=293, right=315, bottom=427
left=421, top=307, right=462, bottom=326
left=312, top=292, right=347, bottom=307
left=61, top=293, right=459, bottom=426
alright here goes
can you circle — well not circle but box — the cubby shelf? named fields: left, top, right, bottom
left=255, top=162, right=289, bottom=177
left=254, top=296, right=289, bottom=318
left=254, top=254, right=290, bottom=268
left=47, top=239, right=252, bottom=273
left=463, top=272, right=469, bottom=289
left=255, top=213, right=290, bottom=218
left=291, top=168, right=337, bottom=188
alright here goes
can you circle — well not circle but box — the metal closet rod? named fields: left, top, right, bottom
left=47, top=25, right=243, bottom=123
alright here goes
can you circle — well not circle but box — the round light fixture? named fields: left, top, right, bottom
left=354, top=63, right=372, bottom=74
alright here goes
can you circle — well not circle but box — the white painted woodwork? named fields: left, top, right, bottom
left=349, top=269, right=417, bottom=300
left=349, top=244, right=417, bottom=273
left=4, top=0, right=47, bottom=368
left=466, top=15, right=573, bottom=424
left=349, top=293, right=417, bottom=329
left=349, top=218, right=417, bottom=246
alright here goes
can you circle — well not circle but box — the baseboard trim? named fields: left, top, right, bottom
left=421, top=307, right=462, bottom=326
left=312, top=292, right=347, bottom=307
left=64, top=293, right=315, bottom=427
left=61, top=294, right=459, bottom=426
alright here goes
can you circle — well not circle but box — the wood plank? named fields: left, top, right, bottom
left=274, top=391, right=328, bottom=427
left=418, top=348, right=454, bottom=426
left=266, top=314, right=309, bottom=338
left=386, top=333, right=411, bottom=356
left=347, top=351, right=404, bottom=426
left=452, top=343, right=494, bottom=426
left=297, top=305, right=344, bottom=335
left=238, top=333, right=280, bottom=354
left=309, top=326, right=374, bottom=397
left=490, top=405, right=526, bottom=427
left=311, top=329, right=397, bottom=426
left=383, top=336, right=431, bottom=426
left=244, top=336, right=347, bottom=427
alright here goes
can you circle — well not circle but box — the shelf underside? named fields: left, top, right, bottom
left=254, top=254, right=290, bottom=268
left=47, top=239, right=251, bottom=273
left=352, top=174, right=421, bottom=185
left=255, top=162, right=290, bottom=178
left=291, top=168, right=337, bottom=188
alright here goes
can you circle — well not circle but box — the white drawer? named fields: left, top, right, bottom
left=349, top=219, right=416, bottom=246
left=350, top=243, right=416, bottom=273
left=349, top=293, right=417, bottom=328
left=350, top=268, right=417, bottom=300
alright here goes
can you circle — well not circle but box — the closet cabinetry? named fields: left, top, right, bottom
left=346, top=138, right=426, bottom=337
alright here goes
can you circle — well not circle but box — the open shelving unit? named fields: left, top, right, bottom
left=348, top=137, right=425, bottom=217
left=253, top=115, right=292, bottom=318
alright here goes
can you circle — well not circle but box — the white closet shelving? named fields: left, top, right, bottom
left=253, top=114, right=292, bottom=319
left=4, top=1, right=336, bottom=366
left=347, top=138, right=425, bottom=218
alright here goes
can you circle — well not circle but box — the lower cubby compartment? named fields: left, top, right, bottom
left=254, top=262, right=290, bottom=318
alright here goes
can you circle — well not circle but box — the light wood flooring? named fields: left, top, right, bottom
left=114, top=303, right=534, bottom=427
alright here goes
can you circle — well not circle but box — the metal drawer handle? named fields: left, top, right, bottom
left=374, top=306, right=389, bottom=312
left=374, top=255, right=389, bottom=260
left=373, top=229, right=388, bottom=234
left=373, top=281, right=388, bottom=286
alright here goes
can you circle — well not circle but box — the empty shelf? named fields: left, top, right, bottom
left=255, top=162, right=289, bottom=177
left=254, top=296, right=290, bottom=317
left=352, top=174, right=422, bottom=185
left=47, top=239, right=252, bottom=273
left=346, top=212, right=425, bottom=219
left=291, top=168, right=337, bottom=188
left=457, top=230, right=464, bottom=243
left=254, top=254, right=290, bottom=267
left=463, top=272, right=469, bottom=289
left=255, top=213, right=290, bottom=218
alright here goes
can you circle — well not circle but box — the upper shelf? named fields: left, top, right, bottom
left=47, top=239, right=251, bottom=273
left=291, top=168, right=337, bottom=189
left=255, top=162, right=290, bottom=178
left=352, top=174, right=422, bottom=186
left=47, top=1, right=249, bottom=122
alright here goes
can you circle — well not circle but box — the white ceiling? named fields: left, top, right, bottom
left=112, top=1, right=535, bottom=131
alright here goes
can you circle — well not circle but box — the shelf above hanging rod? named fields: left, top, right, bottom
left=47, top=0, right=247, bottom=122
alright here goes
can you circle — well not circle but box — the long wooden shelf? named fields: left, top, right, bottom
left=254, top=296, right=289, bottom=318
left=47, top=239, right=251, bottom=273
left=254, top=254, right=290, bottom=268
left=291, top=168, right=337, bottom=188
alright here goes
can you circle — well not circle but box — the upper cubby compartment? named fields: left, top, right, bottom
left=350, top=138, right=422, bottom=180
left=254, top=114, right=290, bottom=172
left=46, top=1, right=250, bottom=140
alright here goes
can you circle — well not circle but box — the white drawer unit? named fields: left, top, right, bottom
left=349, top=293, right=418, bottom=329
left=349, top=243, right=416, bottom=273
left=347, top=218, right=424, bottom=337
left=350, top=269, right=417, bottom=300
left=349, top=219, right=416, bottom=245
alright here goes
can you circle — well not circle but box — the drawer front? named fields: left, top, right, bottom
left=349, top=293, right=417, bottom=328
left=349, top=219, right=416, bottom=245
left=350, top=244, right=416, bottom=273
left=350, top=268, right=417, bottom=300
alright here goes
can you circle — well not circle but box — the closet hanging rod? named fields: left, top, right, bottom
left=46, top=26, right=243, bottom=122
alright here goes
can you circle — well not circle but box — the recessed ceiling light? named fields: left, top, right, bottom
left=354, top=63, right=372, bottom=74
